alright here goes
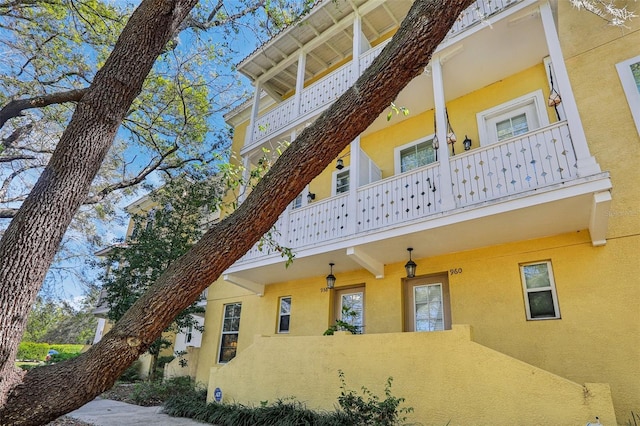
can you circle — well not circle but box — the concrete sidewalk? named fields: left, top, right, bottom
left=67, top=398, right=206, bottom=425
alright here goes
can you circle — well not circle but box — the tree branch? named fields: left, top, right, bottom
left=0, top=88, right=88, bottom=129
left=2, top=124, right=33, bottom=149
left=0, top=208, right=18, bottom=219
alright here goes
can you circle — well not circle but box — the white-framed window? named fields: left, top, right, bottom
left=335, top=287, right=365, bottom=334
left=477, top=90, right=549, bottom=146
left=520, top=261, right=560, bottom=320
left=394, top=135, right=436, bottom=174
left=277, top=296, right=291, bottom=333
left=218, top=302, right=241, bottom=363
left=291, top=193, right=303, bottom=209
left=616, top=54, right=640, bottom=136
left=332, top=167, right=350, bottom=196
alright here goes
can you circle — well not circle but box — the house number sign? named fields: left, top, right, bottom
left=449, top=268, right=463, bottom=275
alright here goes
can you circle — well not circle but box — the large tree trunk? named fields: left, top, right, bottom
left=0, top=0, right=198, bottom=416
left=0, top=0, right=474, bottom=424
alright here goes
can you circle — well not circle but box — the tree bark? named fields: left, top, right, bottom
left=0, top=0, right=474, bottom=424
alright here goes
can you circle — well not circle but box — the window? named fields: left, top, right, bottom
left=477, top=90, right=549, bottom=146
left=332, top=168, right=350, bottom=196
left=218, top=303, right=241, bottom=363
left=520, top=261, right=560, bottom=320
left=291, top=193, right=303, bottom=209
left=394, top=136, right=436, bottom=174
left=404, top=274, right=451, bottom=332
left=334, top=286, right=365, bottom=334
left=616, top=55, right=640, bottom=136
left=277, top=296, right=291, bottom=333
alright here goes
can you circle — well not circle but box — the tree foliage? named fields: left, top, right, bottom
left=100, top=176, right=222, bottom=378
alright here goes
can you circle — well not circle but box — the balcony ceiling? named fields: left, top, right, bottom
left=237, top=0, right=413, bottom=98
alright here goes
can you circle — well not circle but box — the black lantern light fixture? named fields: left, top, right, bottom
left=463, top=135, right=472, bottom=151
left=326, top=263, right=336, bottom=289
left=405, top=248, right=417, bottom=278
left=307, top=192, right=316, bottom=202
left=336, top=158, right=344, bottom=170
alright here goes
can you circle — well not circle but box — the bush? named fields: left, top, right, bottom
left=119, top=360, right=142, bottom=383
left=131, top=376, right=195, bottom=406
left=164, top=372, right=412, bottom=426
left=49, top=344, right=83, bottom=355
left=17, top=342, right=49, bottom=361
left=48, top=352, right=81, bottom=363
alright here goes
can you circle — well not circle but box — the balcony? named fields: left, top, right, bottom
left=226, top=121, right=611, bottom=284
left=240, top=0, right=527, bottom=151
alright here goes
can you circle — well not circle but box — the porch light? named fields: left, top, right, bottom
left=326, top=263, right=336, bottom=289
left=307, top=192, right=316, bottom=202
left=405, top=248, right=417, bottom=278
left=336, top=158, right=344, bottom=170
left=463, top=135, right=472, bottom=151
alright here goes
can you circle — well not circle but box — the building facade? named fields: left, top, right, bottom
left=195, top=0, right=640, bottom=424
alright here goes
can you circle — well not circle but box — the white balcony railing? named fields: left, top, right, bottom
left=235, top=121, right=576, bottom=265
left=245, top=0, right=522, bottom=148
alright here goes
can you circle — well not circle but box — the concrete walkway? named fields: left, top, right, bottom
left=67, top=398, right=206, bottom=425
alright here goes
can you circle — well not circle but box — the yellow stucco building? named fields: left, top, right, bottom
left=193, top=0, right=639, bottom=424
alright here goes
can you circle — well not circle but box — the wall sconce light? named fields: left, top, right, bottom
left=405, top=248, right=417, bottom=278
left=326, top=263, right=336, bottom=289
left=307, top=192, right=316, bottom=202
left=463, top=135, right=472, bottom=151
left=336, top=158, right=344, bottom=170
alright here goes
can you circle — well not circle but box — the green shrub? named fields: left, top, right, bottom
left=48, top=352, right=81, bottom=363
left=132, top=376, right=195, bottom=406
left=119, top=360, right=142, bottom=383
left=163, top=373, right=412, bottom=425
left=49, top=344, right=83, bottom=355
left=17, top=342, right=49, bottom=361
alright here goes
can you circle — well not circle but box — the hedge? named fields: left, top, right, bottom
left=17, top=342, right=49, bottom=361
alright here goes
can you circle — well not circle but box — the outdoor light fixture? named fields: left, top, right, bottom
left=463, top=135, right=472, bottom=151
left=326, top=263, right=336, bottom=289
left=307, top=192, right=316, bottom=202
left=336, top=158, right=344, bottom=170
left=405, top=248, right=417, bottom=278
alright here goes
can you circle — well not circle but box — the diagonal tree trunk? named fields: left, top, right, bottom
left=0, top=0, right=474, bottom=424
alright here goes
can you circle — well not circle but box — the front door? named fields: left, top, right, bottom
left=404, top=274, right=451, bottom=332
left=335, top=286, right=365, bottom=334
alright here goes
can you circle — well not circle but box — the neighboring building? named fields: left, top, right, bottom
left=191, top=0, right=638, bottom=424
left=92, top=194, right=209, bottom=379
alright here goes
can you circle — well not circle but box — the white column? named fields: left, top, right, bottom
left=245, top=81, right=262, bottom=148
left=352, top=14, right=362, bottom=81
left=294, top=52, right=306, bottom=115
left=539, top=1, right=600, bottom=177
left=346, top=136, right=360, bottom=236
left=431, top=56, right=456, bottom=210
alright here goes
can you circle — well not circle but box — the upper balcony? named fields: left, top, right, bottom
left=236, top=0, right=529, bottom=153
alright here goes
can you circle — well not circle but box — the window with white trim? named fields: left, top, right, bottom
left=477, top=90, right=549, bottom=146
left=218, top=302, right=241, bottom=363
left=332, top=168, right=350, bottom=196
left=291, top=193, right=303, bottom=209
left=520, top=261, right=560, bottom=320
left=277, top=296, right=291, bottom=333
left=394, top=135, right=436, bottom=174
left=616, top=54, right=640, bottom=136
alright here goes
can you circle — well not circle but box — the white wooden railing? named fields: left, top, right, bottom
left=235, top=122, right=578, bottom=264
left=245, top=0, right=522, bottom=148
left=450, top=122, right=577, bottom=206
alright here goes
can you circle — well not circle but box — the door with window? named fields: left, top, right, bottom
left=404, top=274, right=451, bottom=332
left=334, top=286, right=365, bottom=334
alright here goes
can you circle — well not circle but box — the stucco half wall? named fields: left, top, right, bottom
left=208, top=325, right=615, bottom=425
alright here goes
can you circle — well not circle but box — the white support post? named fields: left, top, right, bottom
left=431, top=56, right=456, bottom=210
left=346, top=136, right=360, bottom=236
left=294, top=52, right=306, bottom=116
left=245, top=81, right=262, bottom=148
left=539, top=1, right=600, bottom=177
left=352, top=14, right=362, bottom=81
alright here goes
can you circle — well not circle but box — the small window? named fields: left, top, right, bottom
left=277, top=296, right=291, bottom=333
left=616, top=54, right=640, bottom=136
left=218, top=303, right=242, bottom=363
left=520, top=261, right=560, bottom=320
left=477, top=90, right=549, bottom=146
left=291, top=193, right=303, bottom=209
left=394, top=136, right=436, bottom=174
left=332, top=168, right=350, bottom=196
